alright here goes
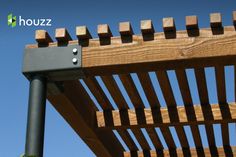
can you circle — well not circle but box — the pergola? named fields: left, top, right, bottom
left=22, top=11, right=236, bottom=157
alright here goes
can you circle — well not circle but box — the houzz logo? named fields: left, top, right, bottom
left=7, top=13, right=52, bottom=28
left=8, top=13, right=16, bottom=27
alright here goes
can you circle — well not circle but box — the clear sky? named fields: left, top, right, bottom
left=0, top=0, right=236, bottom=156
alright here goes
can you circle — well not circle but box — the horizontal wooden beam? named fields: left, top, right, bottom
left=96, top=103, right=236, bottom=129
left=27, top=26, right=236, bottom=76
left=123, top=146, right=236, bottom=157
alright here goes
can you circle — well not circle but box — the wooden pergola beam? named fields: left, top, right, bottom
left=27, top=26, right=236, bottom=76
left=47, top=81, right=124, bottom=157
left=123, top=146, right=236, bottom=157
left=96, top=103, right=236, bottom=129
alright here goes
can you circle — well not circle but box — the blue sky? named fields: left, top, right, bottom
left=0, top=0, right=236, bottom=156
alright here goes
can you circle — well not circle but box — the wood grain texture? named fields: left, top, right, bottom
left=163, top=17, right=175, bottom=31
left=76, top=26, right=92, bottom=39
left=96, top=103, right=236, bottom=129
left=123, top=146, right=236, bottom=157
left=119, top=22, right=133, bottom=35
left=47, top=81, right=124, bottom=157
left=28, top=27, right=236, bottom=76
left=55, top=28, right=72, bottom=42
left=210, top=13, right=222, bottom=27
left=175, top=69, right=203, bottom=149
left=35, top=30, right=52, bottom=43
left=97, top=24, right=112, bottom=37
left=186, top=16, right=198, bottom=29
left=140, top=20, right=154, bottom=34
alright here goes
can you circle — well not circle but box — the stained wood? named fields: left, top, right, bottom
left=76, top=26, right=92, bottom=39
left=119, top=22, right=133, bottom=35
left=155, top=71, right=189, bottom=149
left=175, top=69, right=203, bottom=149
left=35, top=30, right=52, bottom=43
left=123, top=146, right=236, bottom=157
left=140, top=20, right=154, bottom=34
left=55, top=28, right=72, bottom=42
left=47, top=81, right=124, bottom=157
left=210, top=13, right=222, bottom=28
left=215, top=65, right=230, bottom=146
left=186, top=15, right=198, bottom=29
left=194, top=68, right=216, bottom=149
left=163, top=17, right=175, bottom=31
left=97, top=24, right=112, bottom=37
left=96, top=103, right=236, bottom=128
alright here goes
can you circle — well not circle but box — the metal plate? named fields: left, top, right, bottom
left=22, top=45, right=83, bottom=80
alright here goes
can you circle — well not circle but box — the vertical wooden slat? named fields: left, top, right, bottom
left=194, top=68, right=218, bottom=155
left=155, top=71, right=190, bottom=149
left=85, top=76, right=138, bottom=151
left=100, top=75, right=139, bottom=151
left=215, top=65, right=230, bottom=146
left=175, top=69, right=203, bottom=149
left=119, top=74, right=151, bottom=150
left=137, top=72, right=161, bottom=108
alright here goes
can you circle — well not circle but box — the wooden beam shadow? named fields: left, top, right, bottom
left=187, top=29, right=200, bottom=37
left=121, top=35, right=133, bottom=43
left=196, top=147, right=205, bottom=157
left=79, top=39, right=90, bottom=47
left=182, top=148, right=191, bottom=157
left=209, top=146, right=219, bottom=157
left=211, top=26, right=224, bottom=35
left=104, top=110, right=114, bottom=127
left=219, top=103, right=232, bottom=119
left=142, top=33, right=154, bottom=41
left=99, top=37, right=111, bottom=45
left=223, top=145, right=234, bottom=157
left=164, top=30, right=176, bottom=39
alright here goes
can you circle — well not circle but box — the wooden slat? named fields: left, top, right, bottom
left=194, top=68, right=217, bottom=152
left=146, top=128, right=163, bottom=150
left=119, top=74, right=144, bottom=109
left=175, top=69, right=203, bottom=149
left=97, top=24, right=112, bottom=38
left=137, top=72, right=160, bottom=108
left=119, top=74, right=151, bottom=150
left=83, top=77, right=138, bottom=151
left=215, top=65, right=230, bottom=146
left=155, top=71, right=189, bottom=149
left=123, top=146, right=236, bottom=157
left=96, top=103, right=236, bottom=128
left=83, top=77, right=113, bottom=110
left=101, top=75, right=129, bottom=109
left=47, top=81, right=124, bottom=157
left=100, top=75, right=139, bottom=151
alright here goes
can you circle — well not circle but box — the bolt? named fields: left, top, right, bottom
left=72, top=48, right=78, bottom=54
left=72, top=58, right=78, bottom=64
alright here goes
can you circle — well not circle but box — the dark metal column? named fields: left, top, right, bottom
left=25, top=75, right=47, bottom=157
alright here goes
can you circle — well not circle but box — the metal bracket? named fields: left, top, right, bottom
left=22, top=45, right=83, bottom=81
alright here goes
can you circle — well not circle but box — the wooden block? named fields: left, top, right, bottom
left=76, top=26, right=92, bottom=39
left=210, top=13, right=222, bottom=27
left=140, top=20, right=154, bottom=34
left=35, top=30, right=52, bottom=43
left=55, top=28, right=72, bottom=42
left=97, top=24, right=112, bottom=38
left=163, top=17, right=175, bottom=31
left=119, top=22, right=133, bottom=35
left=233, top=11, right=236, bottom=25
left=186, top=15, right=198, bottom=29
